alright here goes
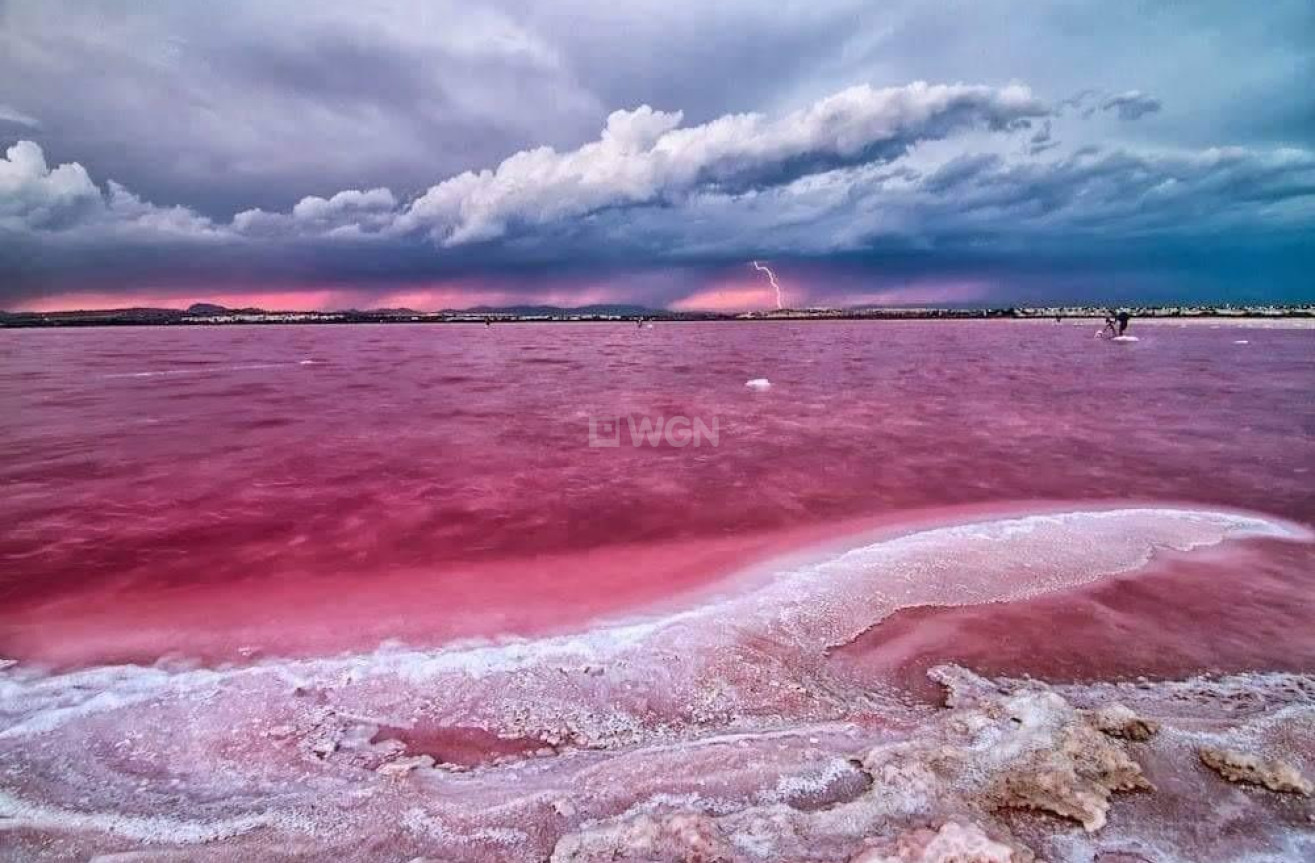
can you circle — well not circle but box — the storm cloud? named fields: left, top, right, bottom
left=1100, top=91, right=1163, bottom=122
left=0, top=0, right=1312, bottom=309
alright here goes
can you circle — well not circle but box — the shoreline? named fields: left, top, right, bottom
left=2, top=503, right=1311, bottom=862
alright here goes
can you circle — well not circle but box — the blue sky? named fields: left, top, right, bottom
left=1, top=0, right=1312, bottom=310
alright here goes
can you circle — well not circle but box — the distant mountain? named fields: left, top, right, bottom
left=186, top=302, right=230, bottom=315
left=8, top=306, right=186, bottom=318
left=190, top=304, right=418, bottom=316
left=186, top=302, right=269, bottom=315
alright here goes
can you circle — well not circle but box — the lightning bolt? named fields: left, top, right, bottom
left=751, top=261, right=784, bottom=310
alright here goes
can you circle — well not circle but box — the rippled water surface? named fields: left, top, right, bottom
left=2, top=320, right=1311, bottom=668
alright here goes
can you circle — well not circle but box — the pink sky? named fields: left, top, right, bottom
left=12, top=274, right=993, bottom=313
left=12, top=281, right=634, bottom=314
left=671, top=284, right=779, bottom=312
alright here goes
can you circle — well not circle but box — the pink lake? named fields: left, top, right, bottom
left=1, top=320, right=1313, bottom=862
left=2, top=320, right=1311, bottom=672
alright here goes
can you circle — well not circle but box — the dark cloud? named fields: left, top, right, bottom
left=2, top=81, right=1048, bottom=243
left=1101, top=91, right=1162, bottom=122
left=4, top=0, right=1311, bottom=212
left=0, top=1, right=1312, bottom=307
left=0, top=0, right=605, bottom=215
left=4, top=125, right=1312, bottom=308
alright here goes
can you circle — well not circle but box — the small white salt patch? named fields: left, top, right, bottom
left=745, top=378, right=772, bottom=390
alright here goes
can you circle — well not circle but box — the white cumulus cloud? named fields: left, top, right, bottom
left=234, top=187, right=398, bottom=238
left=0, top=140, right=218, bottom=238
left=0, top=140, right=103, bottom=230
left=396, top=81, right=1049, bottom=245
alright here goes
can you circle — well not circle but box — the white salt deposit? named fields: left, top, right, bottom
left=0, top=506, right=1310, bottom=861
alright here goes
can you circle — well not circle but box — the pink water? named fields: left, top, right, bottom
left=1, top=321, right=1311, bottom=669
left=1, top=321, right=1313, bottom=861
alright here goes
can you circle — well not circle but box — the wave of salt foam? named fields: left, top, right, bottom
left=1, top=507, right=1304, bottom=741
left=752, top=506, right=1308, bottom=651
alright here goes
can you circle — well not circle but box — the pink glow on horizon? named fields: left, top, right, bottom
left=671, top=280, right=777, bottom=312
left=12, top=289, right=381, bottom=313
left=11, top=276, right=991, bottom=314
left=11, top=281, right=635, bottom=314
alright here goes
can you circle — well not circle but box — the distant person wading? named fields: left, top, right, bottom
left=1101, top=310, right=1132, bottom=338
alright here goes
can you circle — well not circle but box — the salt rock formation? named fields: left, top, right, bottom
left=1198, top=746, right=1313, bottom=795
left=550, top=667, right=1155, bottom=862
left=987, top=710, right=1152, bottom=832
left=848, top=821, right=1031, bottom=862
left=550, top=812, right=736, bottom=863
left=1084, top=703, right=1159, bottom=742
left=927, top=666, right=1153, bottom=832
